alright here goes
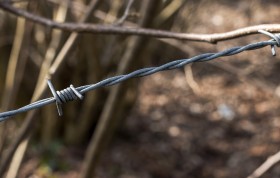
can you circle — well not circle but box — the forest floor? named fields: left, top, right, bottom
left=19, top=0, right=280, bottom=178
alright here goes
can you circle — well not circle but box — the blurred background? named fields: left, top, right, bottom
left=1, top=0, right=280, bottom=177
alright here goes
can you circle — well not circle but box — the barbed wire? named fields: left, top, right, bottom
left=0, top=30, right=279, bottom=122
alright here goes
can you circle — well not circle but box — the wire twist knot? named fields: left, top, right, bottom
left=47, top=80, right=83, bottom=116
left=259, top=30, right=280, bottom=56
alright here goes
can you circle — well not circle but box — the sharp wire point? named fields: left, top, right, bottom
left=47, top=80, right=63, bottom=116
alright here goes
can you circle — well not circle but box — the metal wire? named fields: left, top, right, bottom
left=0, top=31, right=280, bottom=122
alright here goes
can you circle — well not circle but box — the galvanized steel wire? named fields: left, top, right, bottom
left=0, top=30, right=279, bottom=122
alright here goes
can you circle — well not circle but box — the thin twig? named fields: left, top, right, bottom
left=2, top=2, right=280, bottom=43
left=114, top=0, right=135, bottom=26
left=4, top=2, right=69, bottom=178
left=81, top=1, right=153, bottom=177
left=0, top=16, right=25, bottom=159
left=5, top=139, right=28, bottom=178
left=247, top=150, right=280, bottom=178
left=154, top=0, right=184, bottom=26
left=66, top=0, right=123, bottom=143
left=184, top=65, right=201, bottom=95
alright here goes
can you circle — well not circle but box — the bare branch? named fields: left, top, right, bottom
left=114, top=0, right=135, bottom=26
left=184, top=65, right=201, bottom=96
left=81, top=1, right=153, bottom=177
left=0, top=17, right=25, bottom=157
left=1, top=2, right=280, bottom=43
left=247, top=150, right=280, bottom=178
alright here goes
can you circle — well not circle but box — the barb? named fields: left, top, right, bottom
left=258, top=30, right=280, bottom=56
left=0, top=31, right=279, bottom=122
left=47, top=80, right=84, bottom=116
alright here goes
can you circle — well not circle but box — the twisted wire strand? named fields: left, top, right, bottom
left=0, top=32, right=280, bottom=122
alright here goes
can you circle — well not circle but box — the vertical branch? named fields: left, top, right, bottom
left=3, top=1, right=70, bottom=176
left=5, top=139, right=28, bottom=178
left=80, top=1, right=155, bottom=177
left=34, top=0, right=69, bottom=92
left=4, top=20, right=33, bottom=178
left=38, top=0, right=68, bottom=145
left=47, top=0, right=101, bottom=76
left=0, top=111, right=35, bottom=178
left=114, top=0, right=135, bottom=25
left=154, top=0, right=185, bottom=26
left=103, top=0, right=122, bottom=23
left=0, top=0, right=101, bottom=176
left=1, top=18, right=25, bottom=108
left=0, top=16, right=25, bottom=157
left=184, top=65, right=201, bottom=95
left=64, top=3, right=123, bottom=143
